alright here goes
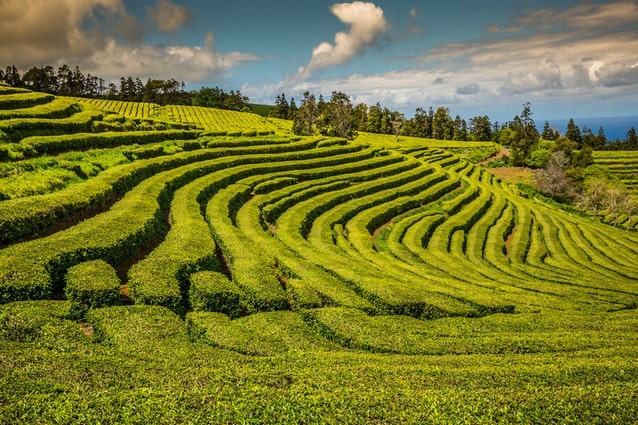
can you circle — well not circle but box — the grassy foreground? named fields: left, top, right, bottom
left=1, top=301, right=637, bottom=424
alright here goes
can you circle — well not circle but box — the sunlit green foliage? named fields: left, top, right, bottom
left=0, top=87, right=637, bottom=423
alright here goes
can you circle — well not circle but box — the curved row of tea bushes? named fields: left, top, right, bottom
left=127, top=142, right=377, bottom=313
left=0, top=137, right=330, bottom=245
left=186, top=310, right=338, bottom=356
left=17, top=129, right=201, bottom=156
left=0, top=108, right=103, bottom=141
left=302, top=307, right=638, bottom=355
left=0, top=91, right=54, bottom=110
left=274, top=164, right=484, bottom=318
left=0, top=97, right=79, bottom=120
left=1, top=140, right=363, bottom=303
left=64, top=260, right=120, bottom=319
left=206, top=183, right=288, bottom=312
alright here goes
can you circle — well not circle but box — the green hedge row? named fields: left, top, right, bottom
left=0, top=98, right=79, bottom=120
left=0, top=108, right=103, bottom=141
left=126, top=141, right=371, bottom=313
left=64, top=260, right=120, bottom=319
left=0, top=137, right=330, bottom=246
left=188, top=271, right=242, bottom=317
left=0, top=91, right=54, bottom=110
left=186, top=310, right=337, bottom=356
left=18, top=129, right=201, bottom=156
left=273, top=164, right=481, bottom=318
left=206, top=183, right=289, bottom=312
left=205, top=136, right=296, bottom=149
left=253, top=177, right=298, bottom=195
left=0, top=85, right=31, bottom=95
left=86, top=305, right=188, bottom=349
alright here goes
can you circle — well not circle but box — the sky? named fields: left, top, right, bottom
left=1, top=0, right=637, bottom=122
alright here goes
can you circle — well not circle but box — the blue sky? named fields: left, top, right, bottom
left=1, top=0, right=637, bottom=122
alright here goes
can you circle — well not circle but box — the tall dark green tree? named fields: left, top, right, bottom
left=565, top=118, right=582, bottom=147
left=595, top=127, right=608, bottom=149
left=365, top=103, right=383, bottom=133
left=411, top=107, right=431, bottom=138
left=508, top=102, right=540, bottom=166
left=22, top=66, right=57, bottom=93
left=270, top=93, right=290, bottom=119
left=288, top=97, right=298, bottom=119
left=433, top=107, right=453, bottom=140
left=626, top=127, right=638, bottom=149
left=3, top=66, right=22, bottom=86
left=541, top=121, right=559, bottom=140
left=352, top=103, right=368, bottom=131
left=469, top=115, right=492, bottom=141
left=452, top=115, right=468, bottom=141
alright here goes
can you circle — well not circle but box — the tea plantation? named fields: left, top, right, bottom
left=1, top=85, right=637, bottom=424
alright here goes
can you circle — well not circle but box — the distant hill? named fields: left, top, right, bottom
left=250, top=103, right=275, bottom=117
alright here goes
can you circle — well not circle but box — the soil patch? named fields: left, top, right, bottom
left=479, top=148, right=509, bottom=165
left=487, top=167, right=536, bottom=187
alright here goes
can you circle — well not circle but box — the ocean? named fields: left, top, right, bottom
left=539, top=116, right=638, bottom=142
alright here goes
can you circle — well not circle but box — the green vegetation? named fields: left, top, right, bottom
left=0, top=88, right=637, bottom=423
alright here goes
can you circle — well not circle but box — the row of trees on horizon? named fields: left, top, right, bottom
left=275, top=91, right=637, bottom=152
left=0, top=65, right=251, bottom=112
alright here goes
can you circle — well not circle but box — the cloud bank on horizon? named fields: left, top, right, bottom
left=0, top=0, right=637, bottom=119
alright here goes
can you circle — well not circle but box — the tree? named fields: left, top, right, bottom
left=534, top=151, right=573, bottom=200
left=57, top=65, right=74, bottom=95
left=594, top=127, right=608, bottom=150
left=352, top=103, right=368, bottom=131
left=580, top=125, right=596, bottom=149
left=469, top=115, right=492, bottom=141
left=577, top=179, right=610, bottom=220
left=270, top=93, right=289, bottom=119
left=622, top=194, right=637, bottom=230
left=365, top=103, right=382, bottom=133
left=508, top=103, right=540, bottom=166
left=22, top=66, right=57, bottom=93
left=322, top=91, right=357, bottom=139
left=292, top=91, right=318, bottom=136
left=288, top=97, right=298, bottom=119
left=625, top=127, right=638, bottom=150
left=606, top=187, right=627, bottom=227
left=565, top=118, right=582, bottom=147
left=411, top=107, right=430, bottom=138
left=391, top=114, right=404, bottom=143
left=3, top=66, right=22, bottom=86
left=380, top=107, right=393, bottom=134
left=541, top=121, right=559, bottom=140
left=432, top=107, right=452, bottom=140
left=452, top=115, right=467, bottom=141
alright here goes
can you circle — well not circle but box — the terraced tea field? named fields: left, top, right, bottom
left=593, top=150, right=638, bottom=193
left=74, top=97, right=292, bottom=135
left=1, top=87, right=637, bottom=423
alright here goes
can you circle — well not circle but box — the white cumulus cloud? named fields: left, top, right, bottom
left=294, top=1, right=389, bottom=80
